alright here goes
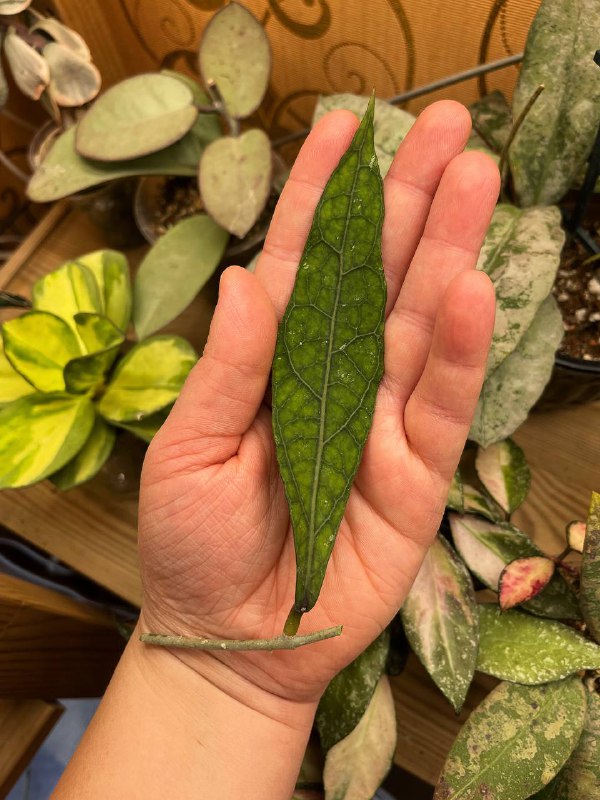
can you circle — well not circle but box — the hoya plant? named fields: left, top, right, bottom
left=0, top=250, right=197, bottom=490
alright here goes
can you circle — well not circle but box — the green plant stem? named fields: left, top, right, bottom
left=206, top=79, right=240, bottom=137
left=283, top=606, right=304, bottom=636
left=499, top=83, right=545, bottom=193
left=140, top=625, right=342, bottom=651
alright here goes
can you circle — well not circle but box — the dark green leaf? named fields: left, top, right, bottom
left=316, top=630, right=389, bottom=752
left=447, top=468, right=464, bottom=513
left=477, top=605, right=600, bottom=684
left=402, top=535, right=478, bottom=711
left=50, top=415, right=115, bottom=490
left=469, top=90, right=511, bottom=153
left=475, top=438, right=530, bottom=514
left=272, top=96, right=386, bottom=614
left=435, top=678, right=587, bottom=800
left=580, top=491, right=600, bottom=643
left=462, top=482, right=506, bottom=523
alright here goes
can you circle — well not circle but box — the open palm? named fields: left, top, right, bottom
left=138, top=100, right=499, bottom=704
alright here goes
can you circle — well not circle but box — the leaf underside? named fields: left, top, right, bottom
left=272, top=96, right=386, bottom=614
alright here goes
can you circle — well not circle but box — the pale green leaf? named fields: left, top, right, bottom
left=312, top=93, right=415, bottom=178
left=4, top=26, right=49, bottom=100
left=0, top=392, right=94, bottom=488
left=434, top=677, right=587, bottom=800
left=469, top=90, right=511, bottom=153
left=402, top=536, right=478, bottom=712
left=0, top=1, right=32, bottom=12
left=75, top=250, right=131, bottom=332
left=475, top=438, right=530, bottom=514
left=477, top=204, right=564, bottom=376
left=2, top=311, right=81, bottom=392
left=97, top=335, right=196, bottom=423
left=531, top=691, right=600, bottom=799
left=580, top=492, right=600, bottom=643
left=470, top=295, right=564, bottom=447
left=199, top=129, right=271, bottom=238
left=509, top=0, right=600, bottom=206
left=323, top=676, right=396, bottom=800
left=449, top=513, right=580, bottom=620
left=477, top=606, right=600, bottom=684
left=447, top=468, right=464, bottom=513
left=112, top=410, right=168, bottom=443
left=462, top=482, right=505, bottom=523
left=160, top=69, right=221, bottom=148
left=50, top=415, right=115, bottom=490
left=198, top=2, right=270, bottom=119
left=63, top=313, right=124, bottom=393
left=30, top=17, right=91, bottom=61
left=0, top=337, right=34, bottom=404
left=316, top=630, right=389, bottom=751
left=76, top=73, right=197, bottom=161
left=133, top=215, right=228, bottom=339
left=32, top=260, right=102, bottom=344
left=43, top=42, right=100, bottom=107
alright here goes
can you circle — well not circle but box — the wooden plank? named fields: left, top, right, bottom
left=0, top=574, right=125, bottom=698
left=0, top=698, right=63, bottom=797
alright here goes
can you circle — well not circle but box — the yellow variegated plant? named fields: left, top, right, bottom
left=0, top=250, right=197, bottom=490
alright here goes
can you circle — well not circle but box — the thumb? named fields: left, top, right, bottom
left=154, top=265, right=278, bottom=468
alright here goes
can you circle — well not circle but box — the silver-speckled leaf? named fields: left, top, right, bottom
left=198, top=2, right=270, bottom=120
left=470, top=295, right=564, bottom=447
left=43, top=42, right=100, bottom=107
left=531, top=691, right=600, bottom=800
left=198, top=129, right=271, bottom=238
left=580, top=492, right=600, bottom=644
left=477, top=605, right=600, bottom=684
left=449, top=513, right=580, bottom=620
left=469, top=90, right=512, bottom=153
left=509, top=0, right=600, bottom=206
left=477, top=204, right=564, bottom=376
left=4, top=26, right=49, bottom=100
left=475, top=438, right=530, bottom=514
left=402, top=536, right=478, bottom=712
left=435, top=677, right=587, bottom=800
left=50, top=414, right=115, bottom=490
left=313, top=93, right=415, bottom=178
left=323, top=676, right=396, bottom=800
left=76, top=73, right=197, bottom=161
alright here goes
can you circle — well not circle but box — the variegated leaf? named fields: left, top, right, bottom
left=50, top=415, right=115, bottom=490
left=4, top=27, right=49, bottom=100
left=469, top=90, right=511, bottom=153
left=97, top=335, right=196, bottom=423
left=74, top=250, right=131, bottom=332
left=2, top=311, right=81, bottom=392
left=44, top=42, right=101, bottom=107
left=499, top=556, right=555, bottom=610
left=477, top=605, right=600, bottom=684
left=462, top=482, right=505, bottom=523
left=446, top=468, right=464, bottom=513
left=509, top=0, right=600, bottom=206
left=0, top=392, right=94, bottom=488
left=32, top=261, right=102, bottom=345
left=0, top=337, right=34, bottom=404
left=323, top=676, right=396, bottom=800
left=580, top=492, right=600, bottom=643
left=567, top=520, right=586, bottom=554
left=30, top=16, right=91, bottom=61
left=435, top=678, right=587, bottom=800
left=401, top=535, right=478, bottom=712
left=313, top=93, right=415, bottom=178
left=112, top=410, right=169, bottom=443
left=449, top=513, right=580, bottom=619
left=63, top=313, right=124, bottom=393
left=475, top=438, right=530, bottom=514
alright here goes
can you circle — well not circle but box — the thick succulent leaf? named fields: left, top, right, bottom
left=97, top=335, right=196, bottom=423
left=0, top=393, right=94, bottom=488
left=28, top=121, right=201, bottom=203
left=435, top=677, right=587, bottom=800
left=477, top=605, right=600, bottom=684
left=449, top=513, right=580, bottom=619
left=133, top=215, right=228, bottom=339
left=2, top=311, right=81, bottom=392
left=76, top=250, right=131, bottom=332
left=566, top=520, right=586, bottom=554
left=531, top=691, right=600, bottom=799
left=462, top=482, right=505, bottom=523
left=477, top=204, right=564, bottom=376
left=401, top=535, right=478, bottom=712
left=272, top=97, right=386, bottom=614
left=50, top=415, right=115, bottom=490
left=470, top=295, right=564, bottom=447
left=0, top=32, right=8, bottom=109
left=63, top=313, right=124, bottom=393
left=509, top=0, right=600, bottom=206
left=0, top=338, right=34, bottom=404
left=112, top=410, right=169, bottom=443
left=313, top=93, right=415, bottom=178
left=30, top=17, right=91, bottom=60
left=199, top=129, right=271, bottom=238
left=469, top=90, right=511, bottom=153
left=0, top=0, right=32, bottom=12
left=475, top=438, right=530, bottom=514
left=4, top=27, right=49, bottom=100
left=32, top=260, right=102, bottom=343
left=316, top=630, right=389, bottom=752
left=43, top=42, right=100, bottom=107
left=160, top=69, right=221, bottom=148
left=76, top=73, right=197, bottom=161
left=580, top=492, right=600, bottom=643
left=499, top=556, right=555, bottom=610
left=323, top=676, right=396, bottom=800
left=198, top=2, right=270, bottom=119
left=446, top=468, right=464, bottom=513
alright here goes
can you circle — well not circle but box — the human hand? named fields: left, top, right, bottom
left=138, top=100, right=500, bottom=707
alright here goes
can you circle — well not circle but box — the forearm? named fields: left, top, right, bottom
left=53, top=624, right=317, bottom=799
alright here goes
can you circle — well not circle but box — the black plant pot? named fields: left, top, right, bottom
left=535, top=353, right=600, bottom=411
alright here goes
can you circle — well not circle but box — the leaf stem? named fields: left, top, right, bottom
left=499, top=83, right=545, bottom=193
left=206, top=79, right=240, bottom=137
left=140, top=625, right=342, bottom=651
left=283, top=606, right=303, bottom=636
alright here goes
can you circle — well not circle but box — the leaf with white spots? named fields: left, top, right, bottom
left=477, top=606, right=600, bottom=684
left=499, top=556, right=555, bottom=611
left=434, top=677, right=587, bottom=800
left=566, top=520, right=586, bottom=554
left=580, top=491, right=600, bottom=643
left=401, top=535, right=478, bottom=712
left=475, top=438, right=530, bottom=514
left=469, top=90, right=512, bottom=153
